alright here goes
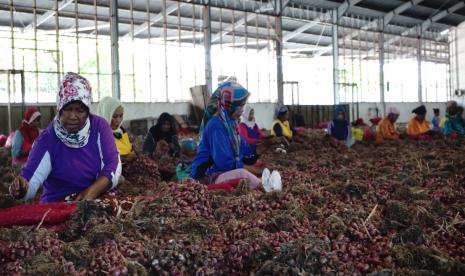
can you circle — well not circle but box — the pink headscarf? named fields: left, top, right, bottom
left=388, top=107, right=400, bottom=115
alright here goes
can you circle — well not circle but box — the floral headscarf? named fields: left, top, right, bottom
left=53, top=72, right=92, bottom=148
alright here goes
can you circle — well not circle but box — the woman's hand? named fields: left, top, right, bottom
left=9, top=176, right=28, bottom=200
left=74, top=177, right=111, bottom=201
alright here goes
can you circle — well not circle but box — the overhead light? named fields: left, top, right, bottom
left=440, top=29, right=450, bottom=36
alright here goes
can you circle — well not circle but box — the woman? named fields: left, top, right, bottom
left=11, top=107, right=42, bottom=167
left=190, top=82, right=281, bottom=192
left=407, top=105, right=431, bottom=138
left=376, top=107, right=400, bottom=142
left=327, top=106, right=354, bottom=147
left=9, top=72, right=121, bottom=203
left=176, top=139, right=198, bottom=182
left=238, top=105, right=265, bottom=164
left=143, top=112, right=180, bottom=158
left=431, top=108, right=442, bottom=132
left=271, top=105, right=294, bottom=140
left=97, top=96, right=135, bottom=161
left=351, top=118, right=367, bottom=141
left=442, top=101, right=465, bottom=136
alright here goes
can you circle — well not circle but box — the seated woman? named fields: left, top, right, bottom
left=190, top=82, right=281, bottom=191
left=327, top=106, right=354, bottom=147
left=351, top=118, right=369, bottom=141
left=407, top=105, right=431, bottom=138
left=9, top=72, right=121, bottom=203
left=442, top=101, right=465, bottom=137
left=271, top=105, right=295, bottom=140
left=376, top=107, right=400, bottom=142
left=143, top=112, right=180, bottom=158
left=97, top=97, right=135, bottom=162
left=431, top=108, right=442, bottom=132
left=238, top=105, right=265, bottom=164
left=176, top=139, right=198, bottom=182
left=11, top=107, right=42, bottom=168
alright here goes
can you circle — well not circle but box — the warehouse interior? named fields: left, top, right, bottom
left=1, top=1, right=465, bottom=274
left=0, top=0, right=464, bottom=132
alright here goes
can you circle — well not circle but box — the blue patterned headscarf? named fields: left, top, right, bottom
left=200, top=82, right=250, bottom=132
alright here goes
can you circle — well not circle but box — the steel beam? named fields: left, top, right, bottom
left=110, top=0, right=120, bottom=99
left=23, top=0, right=74, bottom=32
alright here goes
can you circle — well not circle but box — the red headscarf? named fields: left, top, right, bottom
left=19, top=107, right=41, bottom=146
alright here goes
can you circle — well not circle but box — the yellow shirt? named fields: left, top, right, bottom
left=115, top=131, right=133, bottom=156
left=406, top=117, right=431, bottom=136
left=352, top=128, right=364, bottom=141
left=376, top=117, right=400, bottom=142
left=271, top=119, right=293, bottom=139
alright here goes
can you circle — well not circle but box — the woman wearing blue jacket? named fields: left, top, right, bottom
left=190, top=82, right=280, bottom=191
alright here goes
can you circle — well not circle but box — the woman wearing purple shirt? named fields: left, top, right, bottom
left=9, top=72, right=121, bottom=203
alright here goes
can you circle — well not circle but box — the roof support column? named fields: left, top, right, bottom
left=203, top=4, right=212, bottom=94
left=276, top=2, right=284, bottom=104
left=417, top=37, right=423, bottom=103
left=332, top=9, right=339, bottom=105
left=110, top=0, right=120, bottom=99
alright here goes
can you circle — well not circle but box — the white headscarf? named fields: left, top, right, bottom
left=97, top=96, right=124, bottom=134
left=240, top=105, right=256, bottom=129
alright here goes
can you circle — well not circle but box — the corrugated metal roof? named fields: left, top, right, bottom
left=0, top=0, right=461, bottom=53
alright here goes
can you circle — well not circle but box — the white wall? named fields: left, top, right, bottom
left=248, top=103, right=277, bottom=129
left=103, top=102, right=447, bottom=130
left=89, top=102, right=191, bottom=122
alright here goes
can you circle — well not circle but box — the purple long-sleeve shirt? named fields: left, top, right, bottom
left=20, top=114, right=121, bottom=203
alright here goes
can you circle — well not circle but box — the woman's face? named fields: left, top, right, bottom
left=248, top=109, right=255, bottom=121
left=111, top=106, right=124, bottom=130
left=59, top=101, right=88, bottom=133
left=231, top=105, right=245, bottom=120
left=30, top=116, right=41, bottom=128
left=161, top=120, right=171, bottom=133
left=336, top=112, right=345, bottom=121
left=279, top=111, right=289, bottom=121
left=417, top=114, right=426, bottom=122
left=389, top=114, right=399, bottom=123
